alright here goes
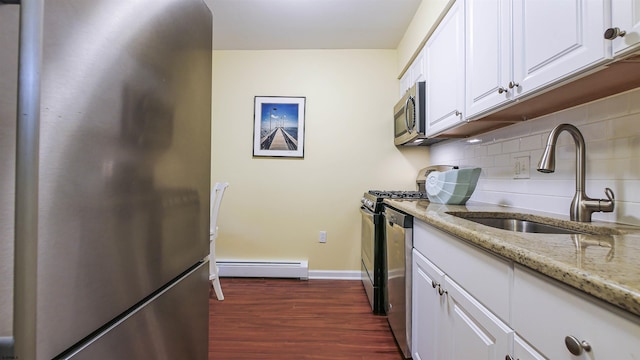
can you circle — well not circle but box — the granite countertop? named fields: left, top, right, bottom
left=384, top=199, right=640, bottom=318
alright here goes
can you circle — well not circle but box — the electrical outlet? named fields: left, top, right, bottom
left=513, top=156, right=530, bottom=179
left=319, top=231, right=327, bottom=243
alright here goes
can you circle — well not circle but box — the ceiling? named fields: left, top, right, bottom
left=208, top=0, right=422, bottom=50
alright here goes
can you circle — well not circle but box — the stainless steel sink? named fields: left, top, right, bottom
left=458, top=217, right=586, bottom=235
left=445, top=211, right=618, bottom=235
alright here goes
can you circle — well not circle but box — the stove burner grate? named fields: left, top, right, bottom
left=367, top=190, right=429, bottom=199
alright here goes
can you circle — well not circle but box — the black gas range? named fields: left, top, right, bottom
left=360, top=190, right=428, bottom=315
left=363, top=190, right=429, bottom=208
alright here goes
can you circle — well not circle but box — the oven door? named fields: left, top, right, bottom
left=360, top=206, right=376, bottom=311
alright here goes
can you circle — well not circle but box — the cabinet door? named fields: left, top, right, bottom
left=514, top=334, right=548, bottom=360
left=411, top=48, right=426, bottom=84
left=426, top=0, right=465, bottom=136
left=512, top=0, right=607, bottom=96
left=400, top=48, right=426, bottom=97
left=445, top=277, right=513, bottom=360
left=465, top=0, right=513, bottom=119
left=513, top=266, right=640, bottom=359
left=610, top=0, right=640, bottom=57
left=412, top=250, right=446, bottom=360
left=400, top=69, right=413, bottom=97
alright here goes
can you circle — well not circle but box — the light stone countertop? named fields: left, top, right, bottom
left=384, top=199, right=640, bottom=318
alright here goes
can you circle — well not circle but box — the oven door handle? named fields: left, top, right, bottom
left=360, top=206, right=375, bottom=217
left=361, top=206, right=381, bottom=225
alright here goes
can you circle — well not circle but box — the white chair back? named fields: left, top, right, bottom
left=209, top=181, right=229, bottom=300
left=210, top=182, right=229, bottom=239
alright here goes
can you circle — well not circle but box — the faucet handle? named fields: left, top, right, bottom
left=599, top=187, right=615, bottom=213
left=604, top=187, right=615, bottom=202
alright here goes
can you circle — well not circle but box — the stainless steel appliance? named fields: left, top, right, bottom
left=0, top=1, right=212, bottom=358
left=360, top=190, right=427, bottom=316
left=394, top=81, right=434, bottom=146
left=383, top=206, right=413, bottom=359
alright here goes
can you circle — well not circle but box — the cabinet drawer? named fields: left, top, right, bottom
left=513, top=265, right=640, bottom=359
left=413, top=219, right=511, bottom=322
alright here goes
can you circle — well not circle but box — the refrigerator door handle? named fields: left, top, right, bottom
left=0, top=2, right=20, bottom=358
left=11, top=0, right=44, bottom=359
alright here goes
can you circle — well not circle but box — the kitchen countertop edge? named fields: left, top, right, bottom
left=384, top=199, right=640, bottom=319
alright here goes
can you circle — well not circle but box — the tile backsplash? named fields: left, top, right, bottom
left=430, top=87, right=640, bottom=226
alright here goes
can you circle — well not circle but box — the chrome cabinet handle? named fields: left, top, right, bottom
left=498, top=87, right=508, bottom=94
left=430, top=280, right=447, bottom=295
left=454, top=110, right=461, bottom=117
left=437, top=285, right=447, bottom=296
left=604, top=27, right=626, bottom=40
left=509, top=81, right=519, bottom=89
left=565, top=335, right=592, bottom=355
left=505, top=355, right=514, bottom=360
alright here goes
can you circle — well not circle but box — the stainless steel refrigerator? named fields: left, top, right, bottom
left=0, top=0, right=212, bottom=358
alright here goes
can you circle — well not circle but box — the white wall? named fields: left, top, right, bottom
left=430, top=88, right=640, bottom=226
left=211, top=50, right=429, bottom=272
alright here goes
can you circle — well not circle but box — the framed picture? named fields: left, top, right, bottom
left=253, top=96, right=306, bottom=158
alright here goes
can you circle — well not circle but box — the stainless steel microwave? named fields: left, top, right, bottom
left=394, top=81, right=427, bottom=146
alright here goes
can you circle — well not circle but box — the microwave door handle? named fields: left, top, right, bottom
left=404, top=96, right=413, bottom=134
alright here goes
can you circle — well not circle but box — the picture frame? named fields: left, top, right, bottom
left=253, top=96, right=306, bottom=158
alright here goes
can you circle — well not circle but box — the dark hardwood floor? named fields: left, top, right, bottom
left=209, top=277, right=404, bottom=360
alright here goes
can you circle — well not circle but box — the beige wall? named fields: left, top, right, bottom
left=211, top=50, right=428, bottom=272
left=396, top=0, right=452, bottom=76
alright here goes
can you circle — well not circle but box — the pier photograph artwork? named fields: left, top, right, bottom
left=253, top=96, right=306, bottom=158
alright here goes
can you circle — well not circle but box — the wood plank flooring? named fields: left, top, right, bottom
left=209, top=278, right=404, bottom=360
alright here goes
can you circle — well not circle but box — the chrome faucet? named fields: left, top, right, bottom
left=537, top=123, right=615, bottom=222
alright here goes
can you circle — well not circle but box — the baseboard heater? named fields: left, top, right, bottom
left=217, top=260, right=309, bottom=280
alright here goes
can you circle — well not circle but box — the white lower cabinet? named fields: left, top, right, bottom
left=513, top=334, right=547, bottom=360
left=412, top=220, right=640, bottom=360
left=446, top=277, right=513, bottom=360
left=513, top=265, right=640, bottom=359
left=412, top=250, right=445, bottom=360
left=412, top=249, right=512, bottom=360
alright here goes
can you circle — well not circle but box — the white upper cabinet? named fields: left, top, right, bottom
left=608, top=0, right=640, bottom=58
left=425, top=0, right=465, bottom=137
left=465, top=0, right=513, bottom=119
left=465, top=0, right=609, bottom=120
left=400, top=48, right=426, bottom=97
left=412, top=48, right=426, bottom=84
left=400, top=69, right=413, bottom=98
left=511, top=0, right=608, bottom=96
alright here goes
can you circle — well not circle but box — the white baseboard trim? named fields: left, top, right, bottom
left=308, top=270, right=361, bottom=280
left=217, top=259, right=309, bottom=280
left=216, top=260, right=361, bottom=281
